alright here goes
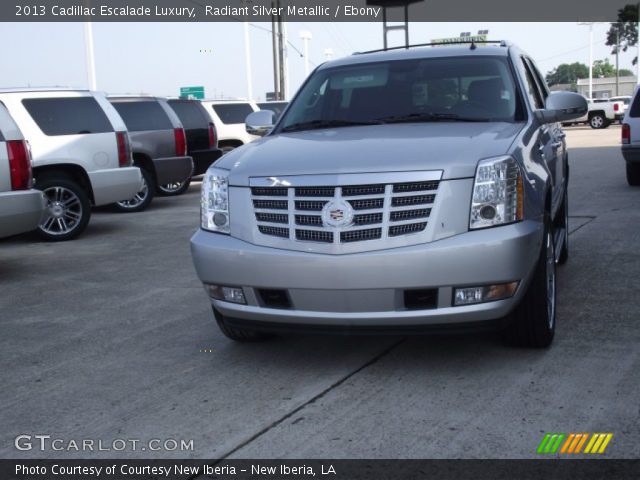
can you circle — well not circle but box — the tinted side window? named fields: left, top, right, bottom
left=629, top=93, right=640, bottom=118
left=22, top=97, right=113, bottom=136
left=520, top=59, right=544, bottom=110
left=111, top=101, right=173, bottom=132
left=526, top=59, right=549, bottom=101
left=212, top=103, right=254, bottom=124
left=168, top=101, right=208, bottom=129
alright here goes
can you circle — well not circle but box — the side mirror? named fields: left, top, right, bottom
left=246, top=110, right=275, bottom=136
left=536, top=91, right=588, bottom=124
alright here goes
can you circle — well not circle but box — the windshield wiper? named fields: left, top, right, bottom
left=377, top=113, right=492, bottom=123
left=281, top=119, right=382, bottom=133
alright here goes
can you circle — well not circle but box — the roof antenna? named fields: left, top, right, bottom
left=470, top=40, right=477, bottom=50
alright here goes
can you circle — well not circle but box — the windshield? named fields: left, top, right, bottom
left=279, top=56, right=522, bottom=133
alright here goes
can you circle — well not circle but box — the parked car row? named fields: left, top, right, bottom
left=0, top=89, right=223, bottom=241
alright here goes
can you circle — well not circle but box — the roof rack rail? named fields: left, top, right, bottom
left=353, top=40, right=509, bottom=55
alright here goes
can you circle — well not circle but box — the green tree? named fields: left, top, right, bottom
left=606, top=4, right=639, bottom=65
left=592, top=59, right=616, bottom=77
left=545, top=62, right=589, bottom=86
left=619, top=68, right=635, bottom=76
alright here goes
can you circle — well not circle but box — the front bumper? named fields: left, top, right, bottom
left=0, top=189, right=46, bottom=239
left=88, top=167, right=142, bottom=206
left=191, top=148, right=222, bottom=176
left=190, top=220, right=543, bottom=328
left=152, top=156, right=194, bottom=185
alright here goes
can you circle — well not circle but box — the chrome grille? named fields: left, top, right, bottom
left=389, top=222, right=428, bottom=237
left=296, top=187, right=335, bottom=197
left=256, top=212, right=288, bottom=224
left=295, top=200, right=327, bottom=211
left=392, top=194, right=436, bottom=207
left=354, top=213, right=383, bottom=225
left=296, top=229, right=333, bottom=243
left=250, top=176, right=440, bottom=245
left=251, top=187, right=287, bottom=196
left=295, top=214, right=322, bottom=226
left=253, top=199, right=288, bottom=210
left=349, top=198, right=385, bottom=210
left=341, top=228, right=382, bottom=243
left=390, top=208, right=431, bottom=221
left=258, top=225, right=289, bottom=238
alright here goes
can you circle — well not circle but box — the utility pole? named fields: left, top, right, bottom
left=277, top=11, right=285, bottom=99
left=83, top=22, right=97, bottom=90
left=616, top=26, right=620, bottom=96
left=271, top=9, right=279, bottom=99
left=300, top=30, right=312, bottom=77
left=243, top=22, right=253, bottom=100
left=589, top=23, right=593, bottom=99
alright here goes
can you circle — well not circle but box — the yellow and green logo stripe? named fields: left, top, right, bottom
left=537, top=433, right=613, bottom=454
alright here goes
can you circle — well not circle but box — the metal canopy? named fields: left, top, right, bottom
left=367, top=0, right=424, bottom=49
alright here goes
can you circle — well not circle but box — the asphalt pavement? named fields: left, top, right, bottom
left=1, top=125, right=638, bottom=460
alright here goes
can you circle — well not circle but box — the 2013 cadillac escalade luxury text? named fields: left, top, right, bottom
left=190, top=42, right=587, bottom=348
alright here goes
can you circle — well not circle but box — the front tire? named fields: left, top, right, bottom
left=503, top=217, right=556, bottom=348
left=114, top=167, right=155, bottom=212
left=589, top=113, right=608, bottom=129
left=36, top=176, right=91, bottom=241
left=626, top=163, right=640, bottom=186
left=213, top=308, right=273, bottom=342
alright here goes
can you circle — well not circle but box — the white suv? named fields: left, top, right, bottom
left=201, top=100, right=259, bottom=153
left=0, top=103, right=46, bottom=239
left=0, top=89, right=142, bottom=241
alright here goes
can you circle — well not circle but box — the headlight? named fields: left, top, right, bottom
left=201, top=168, right=230, bottom=233
left=470, top=156, right=524, bottom=229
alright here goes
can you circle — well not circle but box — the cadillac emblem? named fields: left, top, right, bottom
left=321, top=199, right=354, bottom=228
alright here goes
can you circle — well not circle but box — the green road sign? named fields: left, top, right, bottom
left=180, top=86, right=205, bottom=100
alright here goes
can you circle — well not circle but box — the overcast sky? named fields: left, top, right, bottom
left=0, top=22, right=636, bottom=100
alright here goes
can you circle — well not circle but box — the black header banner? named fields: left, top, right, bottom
left=2, top=459, right=640, bottom=480
left=1, top=0, right=636, bottom=22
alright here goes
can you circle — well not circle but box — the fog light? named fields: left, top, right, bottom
left=203, top=284, right=246, bottom=304
left=454, top=281, right=519, bottom=306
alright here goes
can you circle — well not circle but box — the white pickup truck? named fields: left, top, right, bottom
left=565, top=97, right=625, bottom=129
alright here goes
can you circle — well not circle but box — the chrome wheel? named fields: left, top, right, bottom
left=117, top=174, right=149, bottom=209
left=590, top=115, right=604, bottom=129
left=40, top=186, right=83, bottom=236
left=545, top=230, right=556, bottom=329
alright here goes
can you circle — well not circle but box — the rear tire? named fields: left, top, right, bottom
left=626, top=163, right=640, bottom=186
left=589, top=113, right=608, bottom=129
left=114, top=167, right=155, bottom=212
left=157, top=177, right=191, bottom=196
left=213, top=308, right=273, bottom=342
left=35, top=175, right=91, bottom=241
left=503, top=217, right=556, bottom=348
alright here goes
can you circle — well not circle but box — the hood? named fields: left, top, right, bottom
left=216, top=122, right=523, bottom=185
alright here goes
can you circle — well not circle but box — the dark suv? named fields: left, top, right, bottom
left=166, top=99, right=222, bottom=195
left=109, top=96, right=194, bottom=211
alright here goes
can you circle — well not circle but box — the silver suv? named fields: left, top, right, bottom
left=0, top=103, right=46, bottom=239
left=191, top=42, right=587, bottom=348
